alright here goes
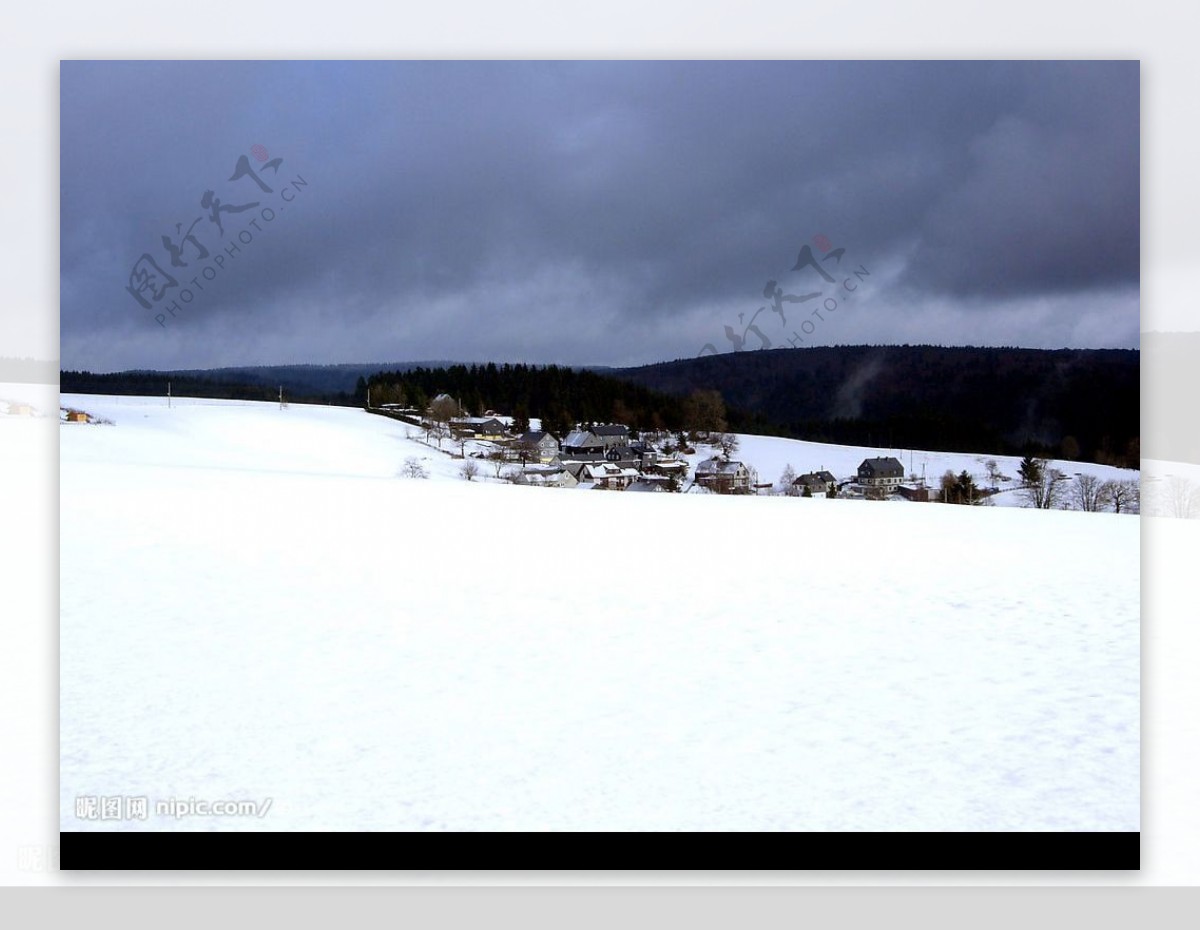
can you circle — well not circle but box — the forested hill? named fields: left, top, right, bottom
left=610, top=345, right=1139, bottom=467
left=60, top=344, right=1141, bottom=466
left=364, top=363, right=690, bottom=438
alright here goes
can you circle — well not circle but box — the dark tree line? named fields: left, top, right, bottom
left=612, top=345, right=1140, bottom=467
left=363, top=363, right=691, bottom=436
left=60, top=370, right=358, bottom=406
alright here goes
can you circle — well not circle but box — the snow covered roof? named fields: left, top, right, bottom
left=584, top=463, right=638, bottom=479
left=563, top=430, right=596, bottom=447
left=695, top=457, right=747, bottom=476
left=627, top=477, right=669, bottom=492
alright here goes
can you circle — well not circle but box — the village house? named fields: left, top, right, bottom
left=626, top=476, right=670, bottom=493
left=694, top=457, right=752, bottom=494
left=516, top=429, right=560, bottom=464
left=449, top=416, right=508, bottom=440
left=559, top=430, right=609, bottom=463
left=857, top=457, right=905, bottom=490
left=515, top=464, right=577, bottom=488
left=581, top=462, right=639, bottom=491
left=793, top=470, right=837, bottom=495
left=590, top=423, right=631, bottom=449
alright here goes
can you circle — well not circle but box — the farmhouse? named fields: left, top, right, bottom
left=449, top=417, right=508, bottom=440
left=793, top=470, right=837, bottom=495
left=857, top=457, right=905, bottom=490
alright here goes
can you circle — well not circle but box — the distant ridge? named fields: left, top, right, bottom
left=60, top=344, right=1152, bottom=464
left=609, top=344, right=1139, bottom=466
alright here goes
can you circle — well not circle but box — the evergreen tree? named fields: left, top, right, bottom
left=1019, top=455, right=1042, bottom=487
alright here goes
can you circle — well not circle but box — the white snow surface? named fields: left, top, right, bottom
left=60, top=394, right=1139, bottom=831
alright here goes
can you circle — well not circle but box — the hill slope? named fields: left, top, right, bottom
left=59, top=394, right=1139, bottom=831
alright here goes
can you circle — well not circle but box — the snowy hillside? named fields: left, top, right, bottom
left=60, top=394, right=1139, bottom=831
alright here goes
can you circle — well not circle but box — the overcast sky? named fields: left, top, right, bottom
left=60, top=60, right=1139, bottom=371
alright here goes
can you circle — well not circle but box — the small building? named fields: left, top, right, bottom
left=647, top=457, right=688, bottom=479
left=857, top=457, right=905, bottom=490
left=694, top=457, right=752, bottom=494
left=65, top=409, right=88, bottom=423
left=897, top=484, right=932, bottom=502
left=9, top=403, right=35, bottom=417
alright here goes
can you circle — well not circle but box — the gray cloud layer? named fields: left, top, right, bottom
left=60, top=60, right=1139, bottom=370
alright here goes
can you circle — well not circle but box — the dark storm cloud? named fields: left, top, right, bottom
left=59, top=60, right=1139, bottom=370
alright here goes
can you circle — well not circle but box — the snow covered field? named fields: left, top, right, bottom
left=60, top=394, right=1139, bottom=831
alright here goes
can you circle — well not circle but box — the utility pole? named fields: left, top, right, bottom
left=279, top=385, right=283, bottom=411
left=167, top=381, right=171, bottom=409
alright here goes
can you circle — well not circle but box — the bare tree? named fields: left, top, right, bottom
left=984, top=458, right=1003, bottom=490
left=459, top=459, right=480, bottom=481
left=422, top=420, right=448, bottom=450
left=778, top=464, right=798, bottom=496
left=1160, top=475, right=1200, bottom=518
left=400, top=456, right=429, bottom=479
left=1071, top=473, right=1106, bottom=512
left=1102, top=479, right=1140, bottom=515
left=429, top=394, right=460, bottom=425
left=716, top=432, right=739, bottom=460
left=1020, top=458, right=1068, bottom=509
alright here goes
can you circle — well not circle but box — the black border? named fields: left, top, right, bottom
left=60, top=830, right=1140, bottom=870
